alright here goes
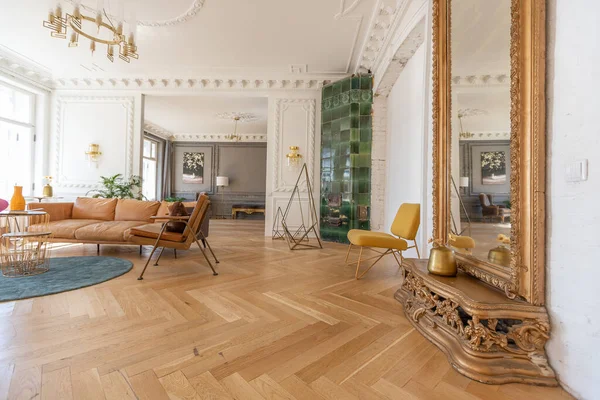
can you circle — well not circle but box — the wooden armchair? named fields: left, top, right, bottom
left=479, top=193, right=511, bottom=223
left=129, top=194, right=218, bottom=280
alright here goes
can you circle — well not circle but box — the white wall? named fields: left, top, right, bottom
left=49, top=91, right=144, bottom=199
left=384, top=44, right=427, bottom=257
left=545, top=1, right=600, bottom=398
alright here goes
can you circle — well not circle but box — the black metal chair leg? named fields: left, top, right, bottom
left=139, top=245, right=143, bottom=255
left=201, top=239, right=207, bottom=248
left=194, top=238, right=218, bottom=276
left=138, top=244, right=159, bottom=280
left=174, top=249, right=177, bottom=259
left=154, top=247, right=165, bottom=266
left=97, top=244, right=100, bottom=255
left=203, top=238, right=220, bottom=264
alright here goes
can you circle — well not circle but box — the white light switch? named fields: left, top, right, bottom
left=566, top=159, right=588, bottom=182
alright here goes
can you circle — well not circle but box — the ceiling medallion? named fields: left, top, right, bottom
left=43, top=1, right=138, bottom=63
left=215, top=112, right=259, bottom=123
left=64, top=0, right=206, bottom=28
left=216, top=112, right=259, bottom=142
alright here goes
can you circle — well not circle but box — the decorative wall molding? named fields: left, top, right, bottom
left=144, top=121, right=174, bottom=140
left=452, top=74, right=510, bottom=86
left=272, top=98, right=316, bottom=192
left=215, top=112, right=260, bottom=122
left=0, top=46, right=53, bottom=90
left=54, top=96, right=135, bottom=189
left=335, top=0, right=367, bottom=19
left=172, top=133, right=267, bottom=142
left=54, top=77, right=331, bottom=91
left=65, top=0, right=206, bottom=28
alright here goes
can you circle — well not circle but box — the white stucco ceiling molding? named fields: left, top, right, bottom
left=64, top=0, right=206, bottom=28
left=53, top=77, right=332, bottom=90
left=0, top=46, right=53, bottom=90
left=460, top=131, right=511, bottom=141
left=144, top=121, right=174, bottom=140
left=355, top=0, right=407, bottom=74
left=373, top=16, right=426, bottom=96
left=452, top=74, right=510, bottom=86
left=171, top=133, right=267, bottom=142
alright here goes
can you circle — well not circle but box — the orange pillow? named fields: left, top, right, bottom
left=114, top=199, right=161, bottom=222
left=72, top=198, right=117, bottom=221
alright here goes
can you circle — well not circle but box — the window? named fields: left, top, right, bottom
left=0, top=83, right=35, bottom=200
left=142, top=137, right=159, bottom=200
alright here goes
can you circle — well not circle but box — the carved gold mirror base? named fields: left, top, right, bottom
left=396, top=260, right=557, bottom=386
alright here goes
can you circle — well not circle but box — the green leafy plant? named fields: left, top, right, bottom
left=86, top=174, right=145, bottom=200
left=164, top=196, right=185, bottom=202
left=504, top=200, right=511, bottom=209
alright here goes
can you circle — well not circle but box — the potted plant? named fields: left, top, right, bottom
left=86, top=174, right=145, bottom=200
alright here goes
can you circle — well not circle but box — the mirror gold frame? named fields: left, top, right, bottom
left=432, top=0, right=546, bottom=305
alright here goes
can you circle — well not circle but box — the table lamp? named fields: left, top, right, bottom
left=216, top=176, right=229, bottom=218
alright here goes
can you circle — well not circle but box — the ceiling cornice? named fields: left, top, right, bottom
left=144, top=121, right=174, bottom=140
left=172, top=133, right=267, bottom=142
left=0, top=46, right=53, bottom=90
left=53, top=77, right=333, bottom=91
left=452, top=74, right=510, bottom=86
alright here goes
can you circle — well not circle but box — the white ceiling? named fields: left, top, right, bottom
left=451, top=0, right=511, bottom=77
left=144, top=95, right=268, bottom=134
left=0, top=0, right=378, bottom=79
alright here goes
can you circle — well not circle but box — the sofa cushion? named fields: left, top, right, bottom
left=128, top=223, right=185, bottom=243
left=72, top=198, right=117, bottom=221
left=27, top=202, right=73, bottom=222
left=29, top=219, right=103, bottom=239
left=74, top=221, right=148, bottom=242
left=114, top=199, right=161, bottom=222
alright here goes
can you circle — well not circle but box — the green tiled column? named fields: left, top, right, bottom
left=320, top=75, right=373, bottom=244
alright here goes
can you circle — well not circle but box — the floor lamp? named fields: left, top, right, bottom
left=216, top=176, right=229, bottom=219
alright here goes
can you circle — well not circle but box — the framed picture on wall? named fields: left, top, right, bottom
left=182, top=152, right=204, bottom=184
left=480, top=151, right=506, bottom=185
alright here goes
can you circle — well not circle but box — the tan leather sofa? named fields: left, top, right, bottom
left=27, top=197, right=211, bottom=246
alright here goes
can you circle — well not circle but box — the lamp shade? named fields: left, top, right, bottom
left=459, top=177, right=469, bottom=188
left=216, top=176, right=229, bottom=187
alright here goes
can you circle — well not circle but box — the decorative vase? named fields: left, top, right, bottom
left=10, top=186, right=25, bottom=211
left=488, top=245, right=511, bottom=267
left=42, top=183, right=53, bottom=197
left=0, top=198, right=8, bottom=212
left=427, top=245, right=458, bottom=277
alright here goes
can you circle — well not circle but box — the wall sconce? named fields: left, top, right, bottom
left=85, top=144, right=102, bottom=166
left=286, top=146, right=303, bottom=169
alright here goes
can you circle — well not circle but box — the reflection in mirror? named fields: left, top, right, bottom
left=449, top=0, right=512, bottom=267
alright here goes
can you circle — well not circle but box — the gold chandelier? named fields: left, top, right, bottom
left=43, top=0, right=139, bottom=63
left=225, top=117, right=242, bottom=142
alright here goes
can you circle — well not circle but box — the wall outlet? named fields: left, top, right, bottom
left=565, top=159, right=588, bottom=182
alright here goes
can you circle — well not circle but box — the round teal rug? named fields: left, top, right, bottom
left=0, top=256, right=133, bottom=302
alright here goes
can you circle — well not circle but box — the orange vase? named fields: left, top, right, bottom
left=10, top=186, right=25, bottom=211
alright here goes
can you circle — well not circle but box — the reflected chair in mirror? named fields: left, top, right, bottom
left=448, top=233, right=476, bottom=255
left=345, top=203, right=420, bottom=279
left=129, top=194, right=219, bottom=280
left=479, top=193, right=511, bottom=223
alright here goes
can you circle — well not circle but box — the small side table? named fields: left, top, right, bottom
left=0, top=232, right=52, bottom=277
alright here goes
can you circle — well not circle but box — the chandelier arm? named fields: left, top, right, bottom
left=68, top=15, right=123, bottom=46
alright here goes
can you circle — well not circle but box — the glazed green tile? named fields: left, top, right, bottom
left=359, top=181, right=369, bottom=194
left=331, top=119, right=340, bottom=134
left=340, top=104, right=351, bottom=118
left=342, top=78, right=351, bottom=92
left=332, top=106, right=341, bottom=121
left=359, top=142, right=370, bottom=153
left=352, top=76, right=360, bottom=89
left=350, top=154, right=358, bottom=168
left=322, top=122, right=331, bottom=136
left=322, top=109, right=332, bottom=123
left=359, top=167, right=370, bottom=180
left=341, top=130, right=350, bottom=142
left=360, top=115, right=372, bottom=128
left=333, top=81, right=342, bottom=95
left=360, top=103, right=371, bottom=116
left=350, top=142, right=359, bottom=154
left=324, top=85, right=333, bottom=99
left=350, top=129, right=360, bottom=141
left=360, top=76, right=372, bottom=90
left=340, top=117, right=350, bottom=131
left=360, top=128, right=371, bottom=142
left=350, top=103, right=359, bottom=116
left=351, top=115, right=359, bottom=129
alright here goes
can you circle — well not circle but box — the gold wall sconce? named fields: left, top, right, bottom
left=85, top=144, right=102, bottom=165
left=286, top=146, right=303, bottom=168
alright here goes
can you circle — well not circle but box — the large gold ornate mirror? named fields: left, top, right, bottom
left=433, top=0, right=546, bottom=305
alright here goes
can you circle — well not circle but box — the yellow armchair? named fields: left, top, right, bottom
left=346, top=203, right=420, bottom=279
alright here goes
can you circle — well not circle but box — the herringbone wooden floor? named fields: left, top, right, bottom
left=0, top=220, right=573, bottom=399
